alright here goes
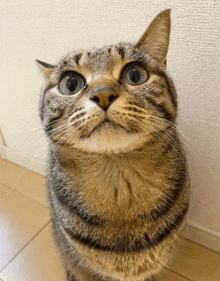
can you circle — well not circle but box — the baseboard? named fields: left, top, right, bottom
left=0, top=146, right=46, bottom=176
left=0, top=146, right=219, bottom=252
left=0, top=145, right=6, bottom=159
left=183, top=220, right=219, bottom=252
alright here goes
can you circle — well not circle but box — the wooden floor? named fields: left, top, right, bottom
left=0, top=157, right=219, bottom=281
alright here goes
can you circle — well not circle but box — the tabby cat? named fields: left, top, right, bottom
left=37, top=10, right=190, bottom=281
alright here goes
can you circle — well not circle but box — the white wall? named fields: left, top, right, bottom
left=0, top=0, right=219, bottom=249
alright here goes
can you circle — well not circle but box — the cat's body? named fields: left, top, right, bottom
left=37, top=10, right=190, bottom=281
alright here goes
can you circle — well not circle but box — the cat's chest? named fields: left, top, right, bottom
left=63, top=154, right=167, bottom=221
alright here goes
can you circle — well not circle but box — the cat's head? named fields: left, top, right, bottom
left=37, top=10, right=177, bottom=154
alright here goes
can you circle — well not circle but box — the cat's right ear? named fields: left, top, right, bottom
left=35, top=59, right=56, bottom=81
left=135, top=10, right=171, bottom=65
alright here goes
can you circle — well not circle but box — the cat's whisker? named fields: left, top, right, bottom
left=47, top=123, right=69, bottom=138
left=128, top=114, right=191, bottom=183
left=149, top=116, right=216, bottom=177
left=52, top=131, right=68, bottom=151
left=177, top=115, right=220, bottom=128
left=146, top=119, right=191, bottom=172
left=122, top=117, right=179, bottom=196
left=55, top=129, right=73, bottom=159
left=18, top=126, right=44, bottom=133
left=22, top=128, right=46, bottom=143
left=0, top=135, right=49, bottom=201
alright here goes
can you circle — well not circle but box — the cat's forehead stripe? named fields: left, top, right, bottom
left=60, top=44, right=147, bottom=70
left=74, top=53, right=82, bottom=65
left=116, top=46, right=125, bottom=59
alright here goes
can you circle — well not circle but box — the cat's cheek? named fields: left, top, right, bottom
left=44, top=97, right=63, bottom=119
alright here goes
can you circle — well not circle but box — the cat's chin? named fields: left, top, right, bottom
left=73, top=127, right=149, bottom=154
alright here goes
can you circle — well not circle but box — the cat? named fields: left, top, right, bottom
left=36, top=9, right=190, bottom=281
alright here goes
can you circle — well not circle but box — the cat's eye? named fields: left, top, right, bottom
left=59, top=73, right=86, bottom=95
left=121, top=64, right=148, bottom=85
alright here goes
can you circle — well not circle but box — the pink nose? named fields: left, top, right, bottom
left=90, top=86, right=118, bottom=111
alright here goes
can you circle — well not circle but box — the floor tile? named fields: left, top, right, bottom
left=158, top=269, right=191, bottom=281
left=0, top=159, right=24, bottom=188
left=0, top=184, right=50, bottom=271
left=14, top=169, right=47, bottom=207
left=170, top=238, right=219, bottom=281
left=0, top=223, right=66, bottom=281
left=0, top=159, right=47, bottom=206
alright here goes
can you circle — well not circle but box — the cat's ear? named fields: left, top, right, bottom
left=135, top=9, right=171, bottom=64
left=35, top=59, right=56, bottom=81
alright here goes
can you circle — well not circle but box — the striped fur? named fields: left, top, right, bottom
left=37, top=10, right=190, bottom=281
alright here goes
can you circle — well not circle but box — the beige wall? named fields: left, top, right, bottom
left=0, top=1, right=219, bottom=243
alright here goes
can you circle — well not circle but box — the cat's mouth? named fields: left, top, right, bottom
left=86, top=118, right=127, bottom=138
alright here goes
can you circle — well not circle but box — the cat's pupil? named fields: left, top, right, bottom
left=128, top=69, right=141, bottom=83
left=66, top=77, right=78, bottom=92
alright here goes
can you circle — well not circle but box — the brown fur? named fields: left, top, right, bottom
left=37, top=10, right=190, bottom=281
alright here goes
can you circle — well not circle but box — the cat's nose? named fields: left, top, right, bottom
left=90, top=85, right=118, bottom=111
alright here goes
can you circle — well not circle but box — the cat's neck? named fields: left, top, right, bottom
left=51, top=138, right=165, bottom=175
left=49, top=140, right=172, bottom=221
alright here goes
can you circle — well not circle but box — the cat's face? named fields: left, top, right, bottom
left=37, top=10, right=177, bottom=154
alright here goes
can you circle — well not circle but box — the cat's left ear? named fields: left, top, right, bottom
left=135, top=10, right=171, bottom=65
left=35, top=59, right=56, bottom=81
